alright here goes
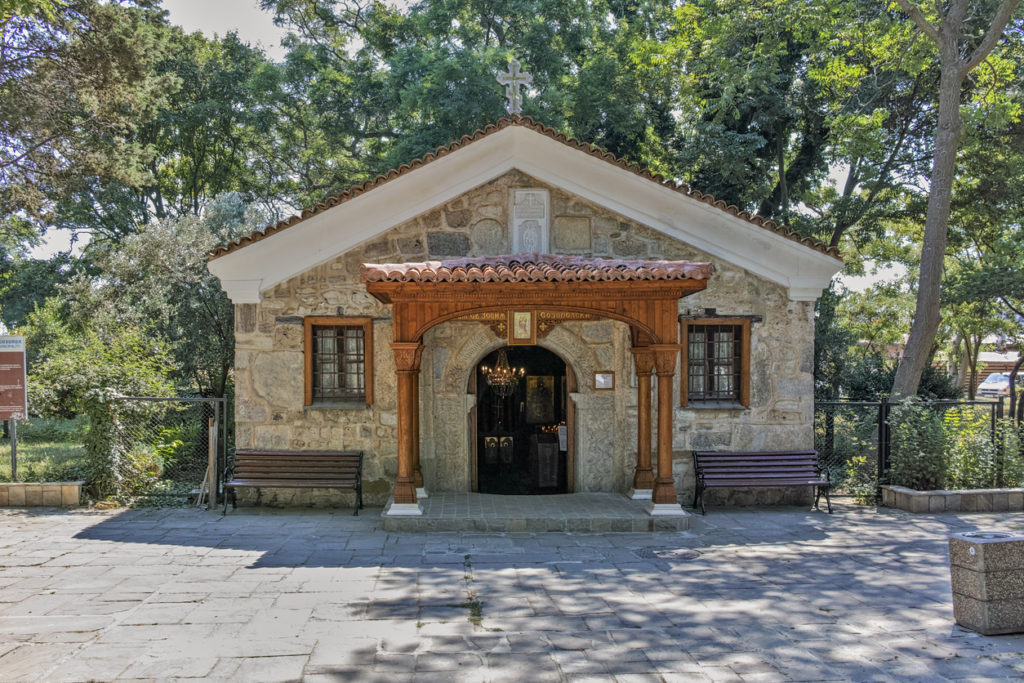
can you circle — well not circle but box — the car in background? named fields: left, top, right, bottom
left=976, top=372, right=1021, bottom=399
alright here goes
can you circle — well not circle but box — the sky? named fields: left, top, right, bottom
left=160, top=0, right=289, bottom=60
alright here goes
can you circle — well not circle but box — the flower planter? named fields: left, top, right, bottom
left=0, top=481, right=84, bottom=507
left=882, top=485, right=1024, bottom=513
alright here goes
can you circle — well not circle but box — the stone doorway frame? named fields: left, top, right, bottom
left=468, top=344, right=578, bottom=495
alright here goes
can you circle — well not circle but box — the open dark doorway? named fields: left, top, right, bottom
left=476, top=346, right=569, bottom=494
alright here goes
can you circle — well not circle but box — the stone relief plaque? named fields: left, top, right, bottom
left=552, top=215, right=592, bottom=252
left=511, top=189, right=549, bottom=253
left=470, top=218, right=506, bottom=253
left=594, top=371, right=615, bottom=390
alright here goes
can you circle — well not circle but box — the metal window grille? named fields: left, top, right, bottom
left=688, top=324, right=742, bottom=402
left=313, top=325, right=366, bottom=402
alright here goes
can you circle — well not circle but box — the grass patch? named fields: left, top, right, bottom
left=0, top=440, right=87, bottom=482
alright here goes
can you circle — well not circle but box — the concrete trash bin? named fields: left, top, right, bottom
left=949, top=531, right=1024, bottom=635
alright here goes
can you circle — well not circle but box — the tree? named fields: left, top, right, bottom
left=0, top=1, right=173, bottom=236
left=946, top=94, right=1024, bottom=329
left=0, top=253, right=78, bottom=329
left=60, top=194, right=260, bottom=397
left=890, top=0, right=1023, bottom=397
left=51, top=26, right=286, bottom=240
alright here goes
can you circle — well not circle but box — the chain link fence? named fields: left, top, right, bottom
left=2, top=396, right=227, bottom=506
left=111, top=397, right=227, bottom=504
left=815, top=398, right=1009, bottom=502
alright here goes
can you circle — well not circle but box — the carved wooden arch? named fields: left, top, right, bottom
left=364, top=279, right=707, bottom=347
left=364, top=275, right=709, bottom=509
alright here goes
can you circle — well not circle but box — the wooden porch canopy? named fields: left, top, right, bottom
left=361, top=253, right=713, bottom=511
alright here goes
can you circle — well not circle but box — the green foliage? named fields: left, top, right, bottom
left=844, top=455, right=877, bottom=505
left=887, top=400, right=1024, bottom=492
left=59, top=193, right=255, bottom=397
left=151, top=422, right=201, bottom=481
left=943, top=407, right=998, bottom=489
left=26, top=314, right=173, bottom=417
left=1000, top=423, right=1024, bottom=487
left=0, top=1, right=174, bottom=228
left=0, top=253, right=79, bottom=330
left=17, top=308, right=173, bottom=496
left=814, top=285, right=852, bottom=400
left=820, top=350, right=961, bottom=401
left=888, top=398, right=947, bottom=490
left=0, top=441, right=87, bottom=483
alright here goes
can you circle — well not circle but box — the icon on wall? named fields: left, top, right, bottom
left=508, top=311, right=536, bottom=345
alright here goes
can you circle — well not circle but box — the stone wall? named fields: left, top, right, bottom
left=233, top=170, right=815, bottom=507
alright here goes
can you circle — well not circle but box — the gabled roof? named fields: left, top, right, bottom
left=361, top=253, right=714, bottom=284
left=208, top=116, right=844, bottom=303
left=212, top=115, right=839, bottom=261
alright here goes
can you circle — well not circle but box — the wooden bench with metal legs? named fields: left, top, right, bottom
left=224, top=449, right=363, bottom=515
left=692, top=449, right=832, bottom=515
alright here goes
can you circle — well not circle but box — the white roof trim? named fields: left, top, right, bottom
left=208, top=125, right=843, bottom=303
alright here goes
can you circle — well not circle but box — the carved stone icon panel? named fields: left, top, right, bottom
left=511, top=189, right=549, bottom=253
left=552, top=215, right=592, bottom=252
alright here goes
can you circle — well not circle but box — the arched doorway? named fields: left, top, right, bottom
left=475, top=346, right=569, bottom=494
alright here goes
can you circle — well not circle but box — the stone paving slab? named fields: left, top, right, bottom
left=1, top=502, right=1024, bottom=681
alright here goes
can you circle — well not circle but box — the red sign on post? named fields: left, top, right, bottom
left=0, top=336, right=27, bottom=420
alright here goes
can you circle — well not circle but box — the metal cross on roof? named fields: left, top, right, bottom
left=497, top=59, right=532, bottom=115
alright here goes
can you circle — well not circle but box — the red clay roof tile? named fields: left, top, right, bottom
left=360, top=253, right=714, bottom=284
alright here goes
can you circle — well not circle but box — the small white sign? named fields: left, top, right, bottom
left=557, top=424, right=568, bottom=451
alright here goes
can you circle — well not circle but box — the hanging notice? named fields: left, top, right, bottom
left=0, top=336, right=27, bottom=420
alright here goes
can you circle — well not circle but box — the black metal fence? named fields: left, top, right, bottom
left=815, top=397, right=1010, bottom=501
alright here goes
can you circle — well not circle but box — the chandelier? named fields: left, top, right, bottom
left=481, top=348, right=525, bottom=398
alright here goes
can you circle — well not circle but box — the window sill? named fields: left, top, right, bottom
left=305, top=402, right=372, bottom=411
left=683, top=401, right=748, bottom=411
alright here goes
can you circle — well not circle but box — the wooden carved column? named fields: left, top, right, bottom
left=392, top=341, right=424, bottom=506
left=412, top=371, right=424, bottom=492
left=651, top=344, right=679, bottom=505
left=630, top=347, right=655, bottom=495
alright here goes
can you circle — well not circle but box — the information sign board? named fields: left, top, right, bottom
left=0, top=336, right=27, bottom=420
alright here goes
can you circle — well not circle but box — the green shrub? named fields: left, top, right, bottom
left=844, top=454, right=877, bottom=504
left=944, top=407, right=998, bottom=489
left=888, top=398, right=947, bottom=490
left=1002, top=423, right=1024, bottom=487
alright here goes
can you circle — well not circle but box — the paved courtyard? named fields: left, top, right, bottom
left=1, top=501, right=1023, bottom=682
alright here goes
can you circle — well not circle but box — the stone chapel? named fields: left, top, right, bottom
left=208, top=113, right=844, bottom=520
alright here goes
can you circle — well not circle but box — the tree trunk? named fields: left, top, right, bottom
left=891, top=64, right=964, bottom=397
left=891, top=0, right=1021, bottom=396
left=964, top=332, right=980, bottom=400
